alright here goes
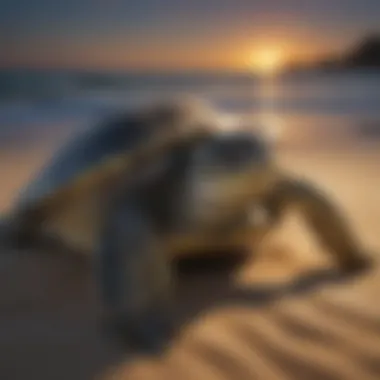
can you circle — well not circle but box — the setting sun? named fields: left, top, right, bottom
left=249, top=48, right=284, bottom=76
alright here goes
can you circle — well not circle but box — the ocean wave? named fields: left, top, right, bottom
left=0, top=69, right=380, bottom=148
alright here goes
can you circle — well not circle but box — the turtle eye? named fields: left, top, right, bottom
left=214, top=135, right=267, bottom=165
left=192, top=133, right=268, bottom=170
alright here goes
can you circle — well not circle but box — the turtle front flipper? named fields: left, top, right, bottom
left=96, top=200, right=173, bottom=354
left=263, top=177, right=373, bottom=274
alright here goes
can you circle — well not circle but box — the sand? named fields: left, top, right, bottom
left=1, top=143, right=380, bottom=380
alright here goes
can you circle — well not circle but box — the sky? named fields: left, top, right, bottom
left=1, top=0, right=380, bottom=71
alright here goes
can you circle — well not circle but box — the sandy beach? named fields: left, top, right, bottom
left=1, top=142, right=380, bottom=380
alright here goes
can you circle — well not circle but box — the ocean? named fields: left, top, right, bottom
left=0, top=68, right=380, bottom=149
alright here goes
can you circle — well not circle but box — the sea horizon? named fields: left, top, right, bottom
left=0, top=68, right=380, bottom=152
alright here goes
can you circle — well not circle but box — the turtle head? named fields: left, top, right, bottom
left=191, top=131, right=271, bottom=173
left=188, top=131, right=278, bottom=199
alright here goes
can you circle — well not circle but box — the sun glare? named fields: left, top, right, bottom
left=249, top=48, right=284, bottom=76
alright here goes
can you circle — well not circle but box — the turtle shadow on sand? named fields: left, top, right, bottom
left=170, top=249, right=367, bottom=331
left=0, top=245, right=372, bottom=380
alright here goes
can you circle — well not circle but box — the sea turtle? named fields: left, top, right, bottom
left=2, top=99, right=371, bottom=353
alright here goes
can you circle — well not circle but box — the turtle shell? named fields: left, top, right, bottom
left=14, top=100, right=217, bottom=213
left=7, top=100, right=217, bottom=253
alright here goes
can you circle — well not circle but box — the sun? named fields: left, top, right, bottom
left=249, top=48, right=284, bottom=76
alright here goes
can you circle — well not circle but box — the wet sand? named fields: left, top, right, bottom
left=1, top=143, right=380, bottom=380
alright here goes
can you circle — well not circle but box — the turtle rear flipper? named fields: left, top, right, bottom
left=0, top=211, right=41, bottom=251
